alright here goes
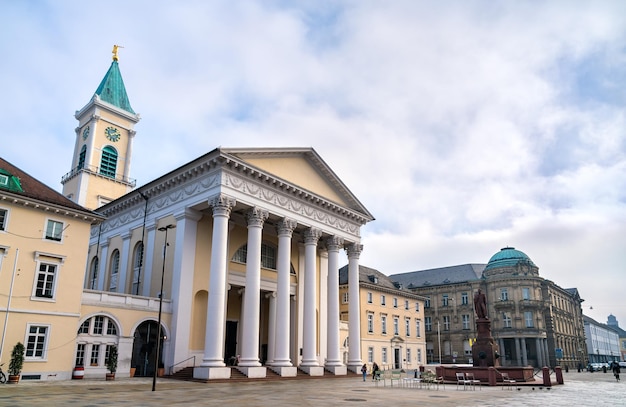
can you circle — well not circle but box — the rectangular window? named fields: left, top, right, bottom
left=462, top=314, right=470, bottom=329
left=443, top=315, right=450, bottom=331
left=368, top=313, right=374, bottom=333
left=26, top=325, right=48, bottom=359
left=425, top=316, right=432, bottom=332
left=425, top=298, right=430, bottom=309
left=367, top=292, right=373, bottom=304
left=0, top=208, right=7, bottom=231
left=442, top=294, right=449, bottom=307
left=525, top=311, right=534, bottom=328
left=415, top=302, right=420, bottom=312
left=501, top=288, right=509, bottom=301
left=368, top=347, right=374, bottom=363
left=106, top=319, right=117, bottom=336
left=503, top=312, right=512, bottom=328
left=522, top=287, right=530, bottom=300
left=382, top=347, right=388, bottom=364
left=381, top=295, right=386, bottom=306
left=416, top=320, right=421, bottom=337
left=405, top=318, right=410, bottom=336
left=461, top=292, right=469, bottom=305
left=417, top=348, right=422, bottom=363
left=404, top=300, right=409, bottom=310
left=105, top=345, right=114, bottom=365
left=381, top=315, right=387, bottom=335
left=342, top=292, right=349, bottom=304
left=93, top=316, right=104, bottom=335
left=90, top=344, right=100, bottom=365
left=75, top=344, right=86, bottom=366
left=0, top=174, right=7, bottom=186
left=78, top=320, right=90, bottom=334
left=393, top=317, right=399, bottom=335
left=406, top=348, right=412, bottom=364
left=393, top=298, right=398, bottom=308
left=45, top=219, right=64, bottom=241
left=35, top=263, right=56, bottom=298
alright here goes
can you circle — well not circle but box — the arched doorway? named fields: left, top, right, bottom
left=131, top=320, right=165, bottom=377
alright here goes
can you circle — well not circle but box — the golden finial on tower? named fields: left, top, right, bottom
left=112, top=44, right=124, bottom=61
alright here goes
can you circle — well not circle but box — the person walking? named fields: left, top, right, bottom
left=361, top=364, right=368, bottom=381
left=372, top=362, right=380, bottom=381
left=612, top=362, right=620, bottom=381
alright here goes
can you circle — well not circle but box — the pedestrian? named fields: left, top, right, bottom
left=612, top=362, right=620, bottom=381
left=361, top=364, right=368, bottom=381
left=372, top=362, right=380, bottom=381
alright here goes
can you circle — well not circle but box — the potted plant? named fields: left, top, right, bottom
left=106, top=345, right=118, bottom=381
left=8, top=342, right=25, bottom=384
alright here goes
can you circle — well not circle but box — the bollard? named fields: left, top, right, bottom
left=542, top=366, right=552, bottom=387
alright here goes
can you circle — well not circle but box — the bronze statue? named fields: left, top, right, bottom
left=474, top=288, right=487, bottom=319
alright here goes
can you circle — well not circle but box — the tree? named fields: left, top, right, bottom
left=106, top=345, right=118, bottom=374
left=8, top=342, right=25, bottom=376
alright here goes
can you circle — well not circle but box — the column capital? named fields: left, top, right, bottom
left=346, top=243, right=363, bottom=259
left=326, top=236, right=344, bottom=252
left=276, top=218, right=297, bottom=237
left=303, top=227, right=322, bottom=245
left=208, top=194, right=236, bottom=217
left=246, top=207, right=269, bottom=227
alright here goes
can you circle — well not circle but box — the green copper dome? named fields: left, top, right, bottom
left=94, top=61, right=135, bottom=114
left=484, top=247, right=536, bottom=271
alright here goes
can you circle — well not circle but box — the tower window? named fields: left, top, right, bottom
left=100, top=146, right=118, bottom=178
left=78, top=145, right=87, bottom=170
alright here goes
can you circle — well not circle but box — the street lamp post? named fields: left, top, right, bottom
left=152, top=224, right=175, bottom=392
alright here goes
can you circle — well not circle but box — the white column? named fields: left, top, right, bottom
left=535, top=338, right=543, bottom=367
left=168, top=208, right=201, bottom=371
left=266, top=292, right=276, bottom=365
left=347, top=243, right=363, bottom=371
left=239, top=208, right=268, bottom=368
left=325, top=236, right=346, bottom=374
left=274, top=218, right=296, bottom=368
left=521, top=337, right=528, bottom=365
left=140, top=223, right=157, bottom=297
left=301, top=228, right=322, bottom=367
left=515, top=338, right=522, bottom=366
left=201, top=194, right=235, bottom=367
left=117, top=232, right=131, bottom=293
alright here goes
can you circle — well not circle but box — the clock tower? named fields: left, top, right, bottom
left=62, top=46, right=141, bottom=210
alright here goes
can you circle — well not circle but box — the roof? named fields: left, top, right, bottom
left=389, top=264, right=486, bottom=288
left=94, top=61, right=135, bottom=114
left=0, top=157, right=102, bottom=218
left=339, top=264, right=425, bottom=299
left=484, top=247, right=536, bottom=271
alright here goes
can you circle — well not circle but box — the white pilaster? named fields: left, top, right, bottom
left=301, top=228, right=323, bottom=375
left=97, top=242, right=109, bottom=291
left=325, top=236, right=346, bottom=375
left=168, top=208, right=201, bottom=372
left=117, top=232, right=131, bottom=293
left=266, top=292, right=276, bottom=365
left=239, top=207, right=268, bottom=372
left=140, top=222, right=157, bottom=297
left=347, top=243, right=363, bottom=372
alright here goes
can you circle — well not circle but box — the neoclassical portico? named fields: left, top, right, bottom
left=88, top=147, right=374, bottom=382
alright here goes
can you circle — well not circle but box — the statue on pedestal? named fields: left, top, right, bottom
left=474, top=288, right=488, bottom=319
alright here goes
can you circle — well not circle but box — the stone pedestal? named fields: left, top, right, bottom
left=472, top=318, right=500, bottom=367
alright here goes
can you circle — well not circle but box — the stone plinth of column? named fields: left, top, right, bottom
left=268, top=366, right=298, bottom=377
left=300, top=366, right=325, bottom=376
left=325, top=365, right=347, bottom=375
left=347, top=363, right=362, bottom=374
left=193, top=366, right=231, bottom=380
left=472, top=318, right=501, bottom=367
left=238, top=366, right=267, bottom=378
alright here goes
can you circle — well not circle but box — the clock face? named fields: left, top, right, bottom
left=82, top=126, right=90, bottom=140
left=105, top=126, right=121, bottom=142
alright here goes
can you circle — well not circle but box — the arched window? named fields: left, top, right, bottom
left=132, top=242, right=144, bottom=295
left=232, top=243, right=277, bottom=270
left=100, top=146, right=118, bottom=178
left=76, top=315, right=119, bottom=368
left=89, top=256, right=99, bottom=290
left=78, top=145, right=86, bottom=170
left=109, top=250, right=120, bottom=292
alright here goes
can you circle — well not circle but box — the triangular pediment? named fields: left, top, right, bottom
left=222, top=147, right=373, bottom=220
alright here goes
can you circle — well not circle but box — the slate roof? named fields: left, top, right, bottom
left=0, top=157, right=101, bottom=217
left=389, top=264, right=486, bottom=288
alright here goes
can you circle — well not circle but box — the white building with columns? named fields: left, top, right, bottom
left=85, top=147, right=374, bottom=380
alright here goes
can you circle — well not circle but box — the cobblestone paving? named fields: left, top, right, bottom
left=0, top=371, right=622, bottom=406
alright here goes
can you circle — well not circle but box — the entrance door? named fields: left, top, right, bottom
left=131, top=321, right=162, bottom=377
left=224, top=320, right=238, bottom=365
left=394, top=348, right=401, bottom=369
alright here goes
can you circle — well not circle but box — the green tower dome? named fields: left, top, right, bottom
left=484, top=247, right=536, bottom=271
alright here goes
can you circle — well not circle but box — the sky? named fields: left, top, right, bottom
left=2, top=1, right=625, bottom=330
